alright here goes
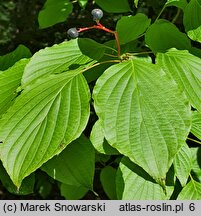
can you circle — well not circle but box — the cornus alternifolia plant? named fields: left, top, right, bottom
left=0, top=0, right=201, bottom=200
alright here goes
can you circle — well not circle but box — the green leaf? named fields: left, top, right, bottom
left=145, top=19, right=191, bottom=52
left=22, top=39, right=95, bottom=87
left=177, top=179, right=201, bottom=200
left=0, top=162, right=35, bottom=195
left=157, top=49, right=201, bottom=113
left=116, top=13, right=151, bottom=45
left=173, top=144, right=192, bottom=186
left=183, top=0, right=201, bottom=43
left=90, top=120, right=119, bottom=155
left=191, top=111, right=201, bottom=141
left=191, top=147, right=201, bottom=182
left=0, top=59, right=29, bottom=118
left=77, top=38, right=106, bottom=61
left=165, top=0, right=188, bottom=10
left=38, top=0, right=73, bottom=28
left=60, top=183, right=88, bottom=200
left=93, top=59, right=191, bottom=184
left=116, top=157, right=173, bottom=200
left=41, top=135, right=95, bottom=189
left=134, top=0, right=139, bottom=8
left=95, top=0, right=131, bottom=13
left=78, top=0, right=88, bottom=8
left=0, top=45, right=31, bottom=71
left=0, top=71, right=90, bottom=187
left=100, top=166, right=117, bottom=199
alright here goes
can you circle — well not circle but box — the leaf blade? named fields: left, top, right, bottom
left=95, top=0, right=131, bottom=13
left=183, top=0, right=201, bottom=43
left=157, top=49, right=201, bottom=113
left=38, top=0, right=73, bottom=28
left=0, top=59, right=29, bottom=117
left=42, top=135, right=95, bottom=189
left=145, top=19, right=191, bottom=52
left=116, top=13, right=151, bottom=45
left=177, top=180, right=201, bottom=200
left=93, top=59, right=191, bottom=183
left=0, top=71, right=90, bottom=187
left=22, top=39, right=95, bottom=87
left=116, top=158, right=172, bottom=200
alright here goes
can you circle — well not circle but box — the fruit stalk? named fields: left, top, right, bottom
left=78, top=22, right=121, bottom=59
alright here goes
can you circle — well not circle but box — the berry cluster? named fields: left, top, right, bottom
left=67, top=9, right=103, bottom=39
left=67, top=8, right=121, bottom=59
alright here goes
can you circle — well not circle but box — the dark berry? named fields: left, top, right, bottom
left=91, top=9, right=103, bottom=21
left=67, top=28, right=79, bottom=38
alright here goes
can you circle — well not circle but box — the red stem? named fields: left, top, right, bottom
left=78, top=22, right=121, bottom=59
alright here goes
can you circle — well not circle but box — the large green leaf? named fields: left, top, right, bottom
left=0, top=59, right=29, bottom=117
left=38, top=0, right=73, bottom=28
left=41, top=135, right=95, bottom=189
left=157, top=49, right=201, bottom=113
left=177, top=179, right=201, bottom=200
left=93, top=58, right=191, bottom=184
left=0, top=45, right=31, bottom=71
left=116, top=157, right=173, bottom=200
left=22, top=39, right=96, bottom=87
left=116, top=13, right=151, bottom=45
left=173, top=144, right=192, bottom=186
left=191, top=111, right=201, bottom=140
left=95, top=0, right=131, bottom=13
left=183, top=0, right=201, bottom=43
left=0, top=70, right=90, bottom=187
left=145, top=19, right=191, bottom=52
left=165, top=0, right=188, bottom=10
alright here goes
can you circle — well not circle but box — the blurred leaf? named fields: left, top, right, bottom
left=183, top=0, right=201, bottom=43
left=78, top=0, right=88, bottom=8
left=177, top=179, right=201, bottom=200
left=38, top=0, right=73, bottom=28
left=165, top=0, right=188, bottom=10
left=35, top=172, right=52, bottom=199
left=60, top=183, right=88, bottom=199
left=190, top=47, right=201, bottom=58
left=0, top=161, right=35, bottom=195
left=0, top=59, right=29, bottom=117
left=134, top=0, right=139, bottom=8
left=95, top=0, right=131, bottom=13
left=116, top=13, right=151, bottom=45
left=41, top=135, right=95, bottom=190
left=0, top=45, right=31, bottom=71
left=174, top=144, right=192, bottom=186
left=145, top=19, right=191, bottom=52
